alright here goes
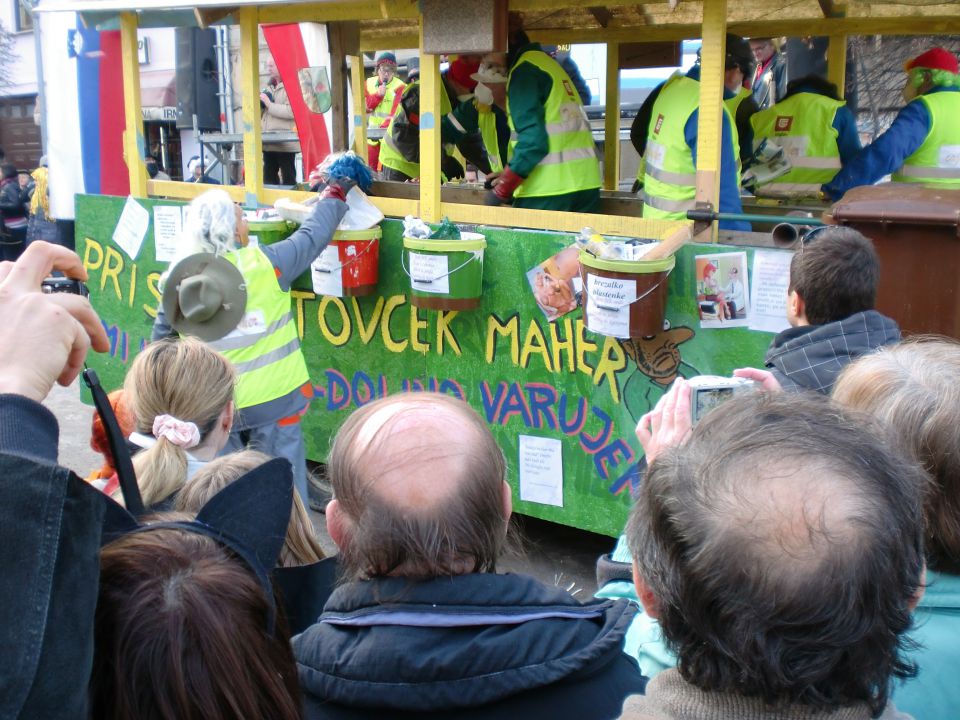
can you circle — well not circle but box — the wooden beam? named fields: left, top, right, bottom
left=526, top=14, right=960, bottom=44
left=603, top=42, right=620, bottom=191
left=193, top=6, right=236, bottom=28
left=694, top=0, right=727, bottom=242
left=327, top=23, right=353, bottom=153
left=439, top=202, right=689, bottom=239
left=827, top=34, right=847, bottom=98
left=259, top=0, right=417, bottom=25
left=360, top=31, right=419, bottom=51
left=349, top=55, right=368, bottom=157
left=238, top=6, right=263, bottom=205
left=419, top=16, right=442, bottom=223
left=119, top=12, right=148, bottom=197
left=817, top=0, right=835, bottom=17
left=588, top=6, right=613, bottom=27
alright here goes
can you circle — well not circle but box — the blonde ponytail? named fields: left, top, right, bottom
left=123, top=338, right=235, bottom=508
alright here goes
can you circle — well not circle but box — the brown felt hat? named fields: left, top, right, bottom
left=162, top=253, right=247, bottom=341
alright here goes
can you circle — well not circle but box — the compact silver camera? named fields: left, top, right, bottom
left=688, top=375, right=756, bottom=424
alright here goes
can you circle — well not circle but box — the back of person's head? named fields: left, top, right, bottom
left=626, top=392, right=925, bottom=715
left=91, top=525, right=301, bottom=720
left=124, top=338, right=235, bottom=507
left=182, top=188, right=239, bottom=256
left=177, top=450, right=325, bottom=567
left=1, top=163, right=16, bottom=180
left=327, top=392, right=508, bottom=580
left=789, top=226, right=880, bottom=325
left=785, top=73, right=841, bottom=100
left=834, top=336, right=960, bottom=574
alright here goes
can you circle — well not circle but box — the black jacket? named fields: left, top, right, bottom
left=294, top=572, right=646, bottom=719
left=0, top=396, right=106, bottom=720
left=765, top=310, right=900, bottom=394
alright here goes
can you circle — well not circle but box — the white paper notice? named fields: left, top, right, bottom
left=585, top=274, right=636, bottom=338
left=153, top=205, right=183, bottom=262
left=519, top=435, right=563, bottom=507
left=112, top=195, right=150, bottom=260
left=311, top=245, right=343, bottom=297
left=748, top=249, right=794, bottom=333
left=409, top=252, right=450, bottom=294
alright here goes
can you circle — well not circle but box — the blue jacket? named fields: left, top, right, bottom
left=295, top=572, right=647, bottom=719
left=893, top=569, right=960, bottom=719
left=823, top=86, right=960, bottom=199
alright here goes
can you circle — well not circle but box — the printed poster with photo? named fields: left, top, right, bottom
left=694, top=252, right=750, bottom=329
left=526, top=245, right=583, bottom=322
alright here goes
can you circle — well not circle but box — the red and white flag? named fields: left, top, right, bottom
left=263, top=23, right=333, bottom=173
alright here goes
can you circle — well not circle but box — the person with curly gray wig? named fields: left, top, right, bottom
left=153, top=181, right=349, bottom=500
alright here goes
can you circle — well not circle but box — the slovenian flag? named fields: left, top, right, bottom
left=42, top=12, right=128, bottom=219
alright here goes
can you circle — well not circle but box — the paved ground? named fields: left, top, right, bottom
left=46, top=380, right=615, bottom=597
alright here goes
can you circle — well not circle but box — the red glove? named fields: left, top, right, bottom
left=320, top=183, right=347, bottom=202
left=493, top=166, right=524, bottom=203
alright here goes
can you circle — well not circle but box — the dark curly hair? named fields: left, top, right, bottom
left=626, top=392, right=926, bottom=715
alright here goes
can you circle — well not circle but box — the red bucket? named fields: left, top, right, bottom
left=311, top=227, right=381, bottom=297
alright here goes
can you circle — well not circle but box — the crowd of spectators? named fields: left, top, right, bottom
left=2, top=222, right=957, bottom=719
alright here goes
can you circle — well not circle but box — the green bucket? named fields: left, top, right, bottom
left=402, top=232, right=486, bottom=310
left=247, top=218, right=296, bottom=247
left=579, top=250, right=675, bottom=338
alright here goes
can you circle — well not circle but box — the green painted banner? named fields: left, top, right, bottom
left=76, top=194, right=777, bottom=537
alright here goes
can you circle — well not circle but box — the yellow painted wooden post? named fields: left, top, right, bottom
left=239, top=7, right=263, bottom=205
left=694, top=0, right=727, bottom=241
left=419, top=16, right=441, bottom=223
left=604, top=42, right=620, bottom=191
left=827, top=35, right=847, bottom=99
left=349, top=55, right=368, bottom=157
left=119, top=12, right=147, bottom=197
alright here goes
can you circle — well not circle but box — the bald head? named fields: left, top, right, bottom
left=626, top=392, right=926, bottom=713
left=327, top=393, right=509, bottom=580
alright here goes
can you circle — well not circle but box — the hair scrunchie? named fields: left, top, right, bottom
left=152, top=414, right=202, bottom=449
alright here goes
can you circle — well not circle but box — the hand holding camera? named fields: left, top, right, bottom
left=0, top=242, right=108, bottom=402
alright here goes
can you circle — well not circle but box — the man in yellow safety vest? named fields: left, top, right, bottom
left=751, top=75, right=861, bottom=197
left=486, top=27, right=601, bottom=212
left=824, top=47, right=960, bottom=199
left=365, top=52, right=405, bottom=170
left=640, top=37, right=752, bottom=231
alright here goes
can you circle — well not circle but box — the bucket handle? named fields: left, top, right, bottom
left=401, top=251, right=480, bottom=284
left=313, top=238, right=378, bottom=275
left=588, top=267, right=673, bottom=311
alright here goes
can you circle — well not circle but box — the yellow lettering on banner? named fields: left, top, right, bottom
left=410, top=305, right=430, bottom=354
left=381, top=294, right=408, bottom=353
left=102, top=247, right=125, bottom=301
left=291, top=290, right=316, bottom=340
left=143, top=272, right=162, bottom=318
left=436, top=310, right=461, bottom=356
left=550, top=318, right=575, bottom=373
left=351, top=296, right=384, bottom=345
left=575, top=319, right=597, bottom=376
left=594, top=337, right=627, bottom=404
left=319, top=296, right=351, bottom=346
left=83, top=238, right=104, bottom=273
left=128, top=263, right=137, bottom=308
left=520, top=319, right=553, bottom=372
left=486, top=314, right=519, bottom=364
